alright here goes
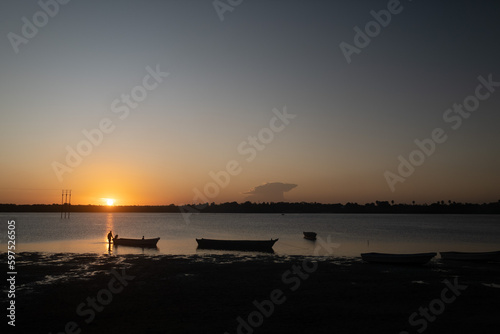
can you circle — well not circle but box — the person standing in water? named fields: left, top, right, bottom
left=107, top=231, right=113, bottom=243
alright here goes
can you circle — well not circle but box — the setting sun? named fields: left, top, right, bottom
left=102, top=198, right=115, bottom=206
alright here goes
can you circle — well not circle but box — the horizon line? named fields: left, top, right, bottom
left=2, top=200, right=500, bottom=206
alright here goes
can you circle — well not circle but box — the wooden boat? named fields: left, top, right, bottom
left=113, top=237, right=160, bottom=248
left=361, top=252, right=436, bottom=265
left=303, top=232, right=317, bottom=240
left=440, top=251, right=500, bottom=262
left=196, top=238, right=278, bottom=252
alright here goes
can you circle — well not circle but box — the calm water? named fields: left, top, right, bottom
left=1, top=212, right=499, bottom=257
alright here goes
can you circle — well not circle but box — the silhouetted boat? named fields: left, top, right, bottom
left=361, top=252, right=436, bottom=265
left=113, top=237, right=160, bottom=248
left=440, top=251, right=500, bottom=262
left=303, top=232, right=317, bottom=240
left=196, top=238, right=278, bottom=251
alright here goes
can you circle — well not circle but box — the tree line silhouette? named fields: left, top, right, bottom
left=1, top=200, right=499, bottom=214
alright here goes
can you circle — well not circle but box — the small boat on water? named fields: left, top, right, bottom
left=113, top=236, right=160, bottom=248
left=196, top=238, right=278, bottom=252
left=361, top=252, right=437, bottom=265
left=440, top=251, right=500, bottom=262
left=303, top=232, right=317, bottom=241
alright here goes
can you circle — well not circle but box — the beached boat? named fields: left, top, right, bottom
left=361, top=252, right=436, bottom=265
left=113, top=237, right=160, bottom=248
left=440, top=251, right=500, bottom=262
left=196, top=238, right=278, bottom=252
left=303, top=232, right=317, bottom=240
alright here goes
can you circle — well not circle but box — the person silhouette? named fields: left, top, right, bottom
left=107, top=231, right=113, bottom=243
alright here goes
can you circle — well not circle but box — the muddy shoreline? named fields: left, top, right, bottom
left=6, top=252, right=500, bottom=333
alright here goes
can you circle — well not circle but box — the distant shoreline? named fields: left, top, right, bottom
left=1, top=201, right=499, bottom=214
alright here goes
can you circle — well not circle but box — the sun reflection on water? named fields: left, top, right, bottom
left=105, top=213, right=115, bottom=253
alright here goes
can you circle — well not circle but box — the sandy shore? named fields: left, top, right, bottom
left=7, top=252, right=500, bottom=333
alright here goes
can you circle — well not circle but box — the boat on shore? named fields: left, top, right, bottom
left=361, top=252, right=436, bottom=265
left=440, top=251, right=500, bottom=262
left=196, top=238, right=278, bottom=252
left=113, top=237, right=160, bottom=248
left=303, top=232, right=317, bottom=240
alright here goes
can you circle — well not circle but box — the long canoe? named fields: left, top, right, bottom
left=196, top=238, right=278, bottom=252
left=113, top=237, right=160, bottom=248
left=440, top=251, right=500, bottom=262
left=361, top=252, right=436, bottom=265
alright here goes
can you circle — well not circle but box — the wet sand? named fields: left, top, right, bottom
left=9, top=252, right=500, bottom=333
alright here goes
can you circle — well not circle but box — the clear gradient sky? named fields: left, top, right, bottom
left=1, top=0, right=499, bottom=205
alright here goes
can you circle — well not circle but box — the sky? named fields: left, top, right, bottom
left=1, top=0, right=499, bottom=205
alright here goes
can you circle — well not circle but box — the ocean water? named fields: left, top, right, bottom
left=1, top=212, right=499, bottom=257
